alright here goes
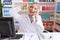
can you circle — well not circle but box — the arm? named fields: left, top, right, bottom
left=9, top=6, right=21, bottom=21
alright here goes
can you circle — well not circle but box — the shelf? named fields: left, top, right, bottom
left=55, top=13, right=60, bottom=24
left=39, top=11, right=55, bottom=13
left=43, top=20, right=54, bottom=22
left=14, top=2, right=56, bottom=3
left=57, top=2, right=60, bottom=3
left=18, top=11, right=55, bottom=13
left=56, top=16, right=60, bottom=18
left=54, top=23, right=60, bottom=32
left=56, top=13, right=60, bottom=15
left=55, top=19, right=60, bottom=24
left=56, top=17, right=60, bottom=21
left=39, top=2, right=56, bottom=4
left=56, top=11, right=60, bottom=13
left=16, top=11, right=55, bottom=14
left=56, top=23, right=60, bottom=25
left=4, top=5, right=13, bottom=7
left=14, top=2, right=56, bottom=6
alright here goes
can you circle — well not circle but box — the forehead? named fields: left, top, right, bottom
left=29, top=3, right=38, bottom=7
left=29, top=4, right=38, bottom=8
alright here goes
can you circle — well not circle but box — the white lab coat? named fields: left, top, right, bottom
left=9, top=6, right=44, bottom=33
left=18, top=14, right=44, bottom=33
left=9, top=6, right=44, bottom=40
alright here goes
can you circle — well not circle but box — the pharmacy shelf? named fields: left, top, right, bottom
left=40, top=10, right=54, bottom=13
left=13, top=2, right=56, bottom=6
left=43, top=20, right=54, bottom=22
left=55, top=13, right=60, bottom=24
left=54, top=23, right=60, bottom=32
left=54, top=2, right=60, bottom=32
left=39, top=2, right=55, bottom=4
left=3, top=5, right=13, bottom=7
left=55, top=18, right=60, bottom=24
left=13, top=2, right=56, bottom=3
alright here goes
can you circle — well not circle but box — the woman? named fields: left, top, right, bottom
left=10, top=2, right=45, bottom=40
left=18, top=2, right=44, bottom=33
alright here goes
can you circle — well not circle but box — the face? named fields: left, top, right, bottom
left=28, top=4, right=38, bottom=16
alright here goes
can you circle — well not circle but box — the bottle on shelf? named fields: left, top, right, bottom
left=23, top=0, right=28, bottom=2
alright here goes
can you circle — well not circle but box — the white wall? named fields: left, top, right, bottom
left=55, top=0, right=60, bottom=2
left=12, top=0, right=23, bottom=2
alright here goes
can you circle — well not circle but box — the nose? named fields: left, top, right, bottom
left=32, top=8, right=34, bottom=11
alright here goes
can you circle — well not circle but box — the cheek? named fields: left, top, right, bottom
left=29, top=8, right=32, bottom=10
left=29, top=9, right=32, bottom=11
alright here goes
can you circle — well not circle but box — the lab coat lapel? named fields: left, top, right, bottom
left=25, top=14, right=37, bottom=33
left=25, top=14, right=31, bottom=24
left=21, top=14, right=35, bottom=32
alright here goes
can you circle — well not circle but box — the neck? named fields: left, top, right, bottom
left=29, top=14, right=37, bottom=22
left=29, top=13, right=36, bottom=16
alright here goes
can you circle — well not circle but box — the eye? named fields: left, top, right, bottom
left=30, top=6, right=33, bottom=8
left=34, top=8, right=37, bottom=10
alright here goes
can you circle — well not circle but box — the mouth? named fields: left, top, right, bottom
left=31, top=11, right=37, bottom=13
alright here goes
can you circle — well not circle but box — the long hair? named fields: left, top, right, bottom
left=29, top=2, right=39, bottom=22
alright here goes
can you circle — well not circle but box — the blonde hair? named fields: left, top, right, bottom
left=28, top=2, right=39, bottom=22
left=30, top=2, right=38, bottom=5
left=29, top=2, right=38, bottom=6
left=28, top=2, right=39, bottom=9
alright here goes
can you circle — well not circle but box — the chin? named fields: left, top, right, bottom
left=31, top=14, right=35, bottom=16
left=29, top=14, right=34, bottom=16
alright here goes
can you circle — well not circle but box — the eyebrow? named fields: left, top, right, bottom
left=30, top=6, right=33, bottom=7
